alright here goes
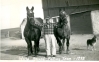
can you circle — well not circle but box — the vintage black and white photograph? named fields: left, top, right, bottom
left=0, top=0, right=99, bottom=61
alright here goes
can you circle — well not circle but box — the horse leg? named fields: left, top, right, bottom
left=62, top=39, right=65, bottom=51
left=30, top=42, right=33, bottom=55
left=56, top=37, right=62, bottom=54
left=34, top=41, right=37, bottom=57
left=25, top=38, right=33, bottom=56
left=66, top=38, right=70, bottom=54
left=37, top=38, right=40, bottom=54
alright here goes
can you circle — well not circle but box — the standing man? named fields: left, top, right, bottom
left=44, top=17, right=57, bottom=57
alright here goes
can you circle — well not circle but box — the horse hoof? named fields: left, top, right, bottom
left=26, top=54, right=31, bottom=57
left=38, top=48, right=40, bottom=52
left=27, top=53, right=33, bottom=57
left=28, top=54, right=31, bottom=56
left=66, top=50, right=70, bottom=54
left=66, top=51, right=68, bottom=54
left=37, top=51, right=39, bottom=54
left=34, top=55, right=37, bottom=57
left=25, top=55, right=29, bottom=57
left=59, top=51, right=62, bottom=54
left=59, top=52, right=62, bottom=54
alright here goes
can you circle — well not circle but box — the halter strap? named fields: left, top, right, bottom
left=27, top=15, right=34, bottom=19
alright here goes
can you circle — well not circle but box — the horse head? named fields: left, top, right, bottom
left=59, top=9, right=66, bottom=17
left=58, top=8, right=68, bottom=27
left=26, top=6, right=35, bottom=25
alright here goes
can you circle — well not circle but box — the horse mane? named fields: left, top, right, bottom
left=34, top=18, right=43, bottom=26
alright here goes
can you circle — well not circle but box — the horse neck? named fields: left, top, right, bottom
left=26, top=17, right=32, bottom=27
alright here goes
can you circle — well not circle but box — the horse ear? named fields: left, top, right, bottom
left=31, top=6, right=34, bottom=11
left=26, top=6, right=29, bottom=11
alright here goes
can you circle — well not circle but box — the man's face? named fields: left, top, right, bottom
left=46, top=19, right=50, bottom=23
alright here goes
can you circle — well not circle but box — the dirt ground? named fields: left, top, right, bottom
left=0, top=34, right=99, bottom=61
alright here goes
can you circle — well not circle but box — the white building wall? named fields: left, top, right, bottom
left=91, top=10, right=99, bottom=35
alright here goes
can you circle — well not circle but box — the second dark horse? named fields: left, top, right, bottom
left=24, top=6, right=42, bottom=56
left=54, top=9, right=71, bottom=54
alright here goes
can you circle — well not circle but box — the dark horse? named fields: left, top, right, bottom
left=54, top=9, right=71, bottom=54
left=24, top=6, right=41, bottom=56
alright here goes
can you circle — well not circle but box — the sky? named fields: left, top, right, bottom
left=0, top=0, right=44, bottom=29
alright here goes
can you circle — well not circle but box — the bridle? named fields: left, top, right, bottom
left=27, top=14, right=35, bottom=26
left=27, top=15, right=34, bottom=19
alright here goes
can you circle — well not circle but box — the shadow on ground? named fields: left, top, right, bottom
left=1, top=46, right=46, bottom=57
left=72, top=48, right=86, bottom=50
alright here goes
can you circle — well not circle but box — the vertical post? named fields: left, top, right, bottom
left=8, top=31, right=9, bottom=38
left=67, top=15, right=71, bottom=33
left=56, top=16, right=59, bottom=22
left=47, top=0, right=50, bottom=17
